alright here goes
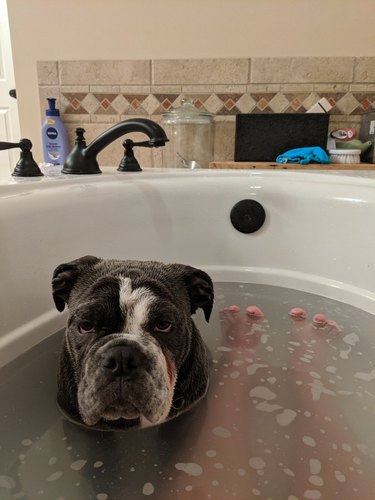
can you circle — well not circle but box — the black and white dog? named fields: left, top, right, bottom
left=52, top=256, right=213, bottom=430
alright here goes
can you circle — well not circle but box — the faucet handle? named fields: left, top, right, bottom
left=131, top=140, right=154, bottom=148
left=132, top=139, right=168, bottom=148
left=0, top=138, right=43, bottom=177
left=74, top=127, right=87, bottom=146
left=0, top=138, right=33, bottom=151
left=0, top=140, right=22, bottom=151
left=118, top=139, right=142, bottom=172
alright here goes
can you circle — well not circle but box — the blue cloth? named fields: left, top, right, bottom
left=276, top=146, right=331, bottom=165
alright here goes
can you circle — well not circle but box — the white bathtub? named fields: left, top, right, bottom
left=1, top=168, right=375, bottom=500
left=0, top=168, right=374, bottom=368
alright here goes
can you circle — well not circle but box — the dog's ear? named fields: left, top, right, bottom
left=182, top=267, right=214, bottom=322
left=52, top=255, right=100, bottom=312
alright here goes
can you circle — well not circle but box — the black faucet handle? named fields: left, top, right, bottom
left=74, top=127, right=87, bottom=145
left=0, top=140, right=19, bottom=151
left=118, top=139, right=142, bottom=172
left=131, top=140, right=154, bottom=148
left=131, top=138, right=168, bottom=148
left=1, top=137, right=44, bottom=177
left=0, top=138, right=33, bottom=151
left=75, top=127, right=85, bottom=138
left=0, top=140, right=22, bottom=151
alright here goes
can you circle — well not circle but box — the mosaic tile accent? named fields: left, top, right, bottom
left=57, top=89, right=375, bottom=121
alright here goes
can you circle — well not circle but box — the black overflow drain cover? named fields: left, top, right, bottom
left=230, top=199, right=266, bottom=234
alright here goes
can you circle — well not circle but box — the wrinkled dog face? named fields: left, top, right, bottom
left=52, top=256, right=213, bottom=429
left=72, top=276, right=178, bottom=427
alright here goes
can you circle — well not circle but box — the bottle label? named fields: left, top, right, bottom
left=46, top=127, right=58, bottom=140
left=47, top=148, right=61, bottom=161
left=47, top=119, right=55, bottom=125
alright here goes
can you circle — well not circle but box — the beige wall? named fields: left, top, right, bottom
left=7, top=0, right=375, bottom=160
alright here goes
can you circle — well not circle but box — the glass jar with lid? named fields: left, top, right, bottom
left=161, top=98, right=215, bottom=168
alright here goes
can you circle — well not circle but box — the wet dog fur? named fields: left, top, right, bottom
left=52, top=256, right=213, bottom=430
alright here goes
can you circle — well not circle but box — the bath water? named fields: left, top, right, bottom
left=0, top=282, right=374, bottom=500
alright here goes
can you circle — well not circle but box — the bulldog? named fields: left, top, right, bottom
left=52, top=256, right=213, bottom=430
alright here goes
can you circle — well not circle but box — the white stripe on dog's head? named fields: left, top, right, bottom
left=119, top=277, right=155, bottom=335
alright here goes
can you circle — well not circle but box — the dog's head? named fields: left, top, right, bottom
left=52, top=256, right=213, bottom=429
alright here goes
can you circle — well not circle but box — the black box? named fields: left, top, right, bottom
left=359, top=111, right=375, bottom=163
left=235, top=113, right=330, bottom=162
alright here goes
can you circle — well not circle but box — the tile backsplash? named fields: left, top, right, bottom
left=37, top=58, right=375, bottom=166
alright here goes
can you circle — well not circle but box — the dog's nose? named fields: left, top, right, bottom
left=101, top=345, right=143, bottom=379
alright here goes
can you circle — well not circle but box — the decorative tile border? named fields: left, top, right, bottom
left=56, top=88, right=375, bottom=121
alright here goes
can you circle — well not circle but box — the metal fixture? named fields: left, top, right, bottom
left=62, top=118, right=169, bottom=175
left=118, top=139, right=163, bottom=172
left=0, top=138, right=43, bottom=177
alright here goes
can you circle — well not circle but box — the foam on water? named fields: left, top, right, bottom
left=0, top=282, right=374, bottom=499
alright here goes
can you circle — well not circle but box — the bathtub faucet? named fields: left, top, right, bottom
left=62, top=118, right=169, bottom=174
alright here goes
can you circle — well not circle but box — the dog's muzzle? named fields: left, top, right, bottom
left=77, top=334, right=176, bottom=427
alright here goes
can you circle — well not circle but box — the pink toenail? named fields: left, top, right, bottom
left=313, top=313, right=327, bottom=327
left=246, top=305, right=264, bottom=319
left=289, top=307, right=307, bottom=320
left=228, top=305, right=241, bottom=313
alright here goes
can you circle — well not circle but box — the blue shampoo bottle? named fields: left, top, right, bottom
left=42, top=98, right=69, bottom=165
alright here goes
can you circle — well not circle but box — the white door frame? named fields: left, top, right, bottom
left=0, top=0, right=21, bottom=176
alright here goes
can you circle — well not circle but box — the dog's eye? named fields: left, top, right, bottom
left=154, top=320, right=173, bottom=333
left=78, top=321, right=95, bottom=334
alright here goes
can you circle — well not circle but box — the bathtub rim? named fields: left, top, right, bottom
left=1, top=166, right=375, bottom=194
